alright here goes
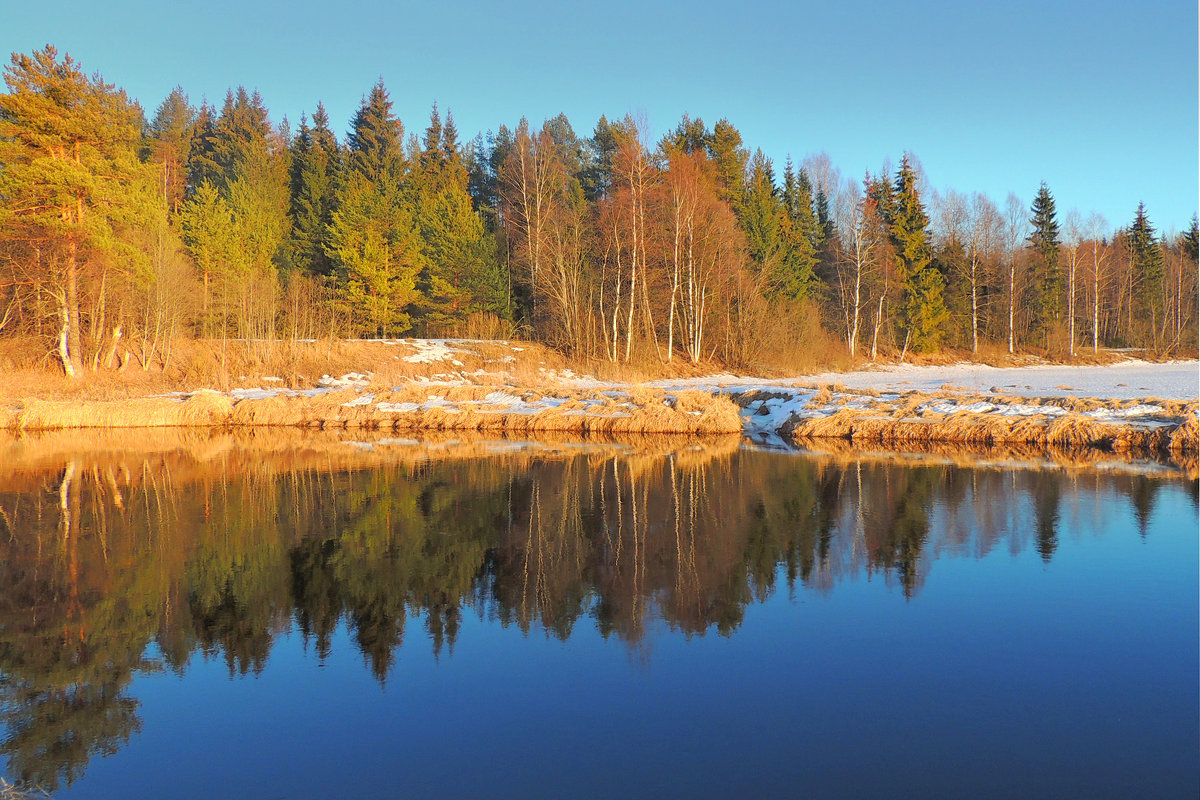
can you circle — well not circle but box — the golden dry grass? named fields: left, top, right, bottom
left=782, top=390, right=1198, bottom=467
left=4, top=384, right=743, bottom=436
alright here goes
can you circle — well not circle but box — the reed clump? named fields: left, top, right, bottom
left=783, top=391, right=1197, bottom=463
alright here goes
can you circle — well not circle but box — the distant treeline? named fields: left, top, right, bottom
left=0, top=45, right=1196, bottom=377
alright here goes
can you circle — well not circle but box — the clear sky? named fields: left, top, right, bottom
left=4, top=0, right=1197, bottom=233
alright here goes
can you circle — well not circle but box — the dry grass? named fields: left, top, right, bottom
left=782, top=390, right=1198, bottom=466
left=4, top=385, right=743, bottom=436
left=0, top=780, right=51, bottom=800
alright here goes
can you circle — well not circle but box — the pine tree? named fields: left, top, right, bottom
left=662, top=113, right=709, bottom=155
left=1028, top=181, right=1062, bottom=337
left=0, top=46, right=145, bottom=375
left=580, top=115, right=619, bottom=201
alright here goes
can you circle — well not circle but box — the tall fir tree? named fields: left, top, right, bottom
left=1180, top=215, right=1198, bottom=263
left=209, top=87, right=272, bottom=189
left=327, top=81, right=421, bottom=335
left=1127, top=202, right=1164, bottom=328
left=346, top=80, right=405, bottom=186
left=738, top=150, right=784, bottom=272
left=188, top=101, right=220, bottom=193
left=888, top=155, right=947, bottom=351
left=286, top=102, right=340, bottom=275
left=409, top=105, right=502, bottom=329
left=146, top=86, right=195, bottom=214
left=1028, top=181, right=1062, bottom=338
left=776, top=158, right=820, bottom=300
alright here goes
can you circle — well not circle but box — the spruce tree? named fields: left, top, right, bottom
left=1127, top=202, right=1164, bottom=329
left=1181, top=215, right=1198, bottom=263
left=410, top=105, right=503, bottom=329
left=209, top=87, right=272, bottom=188
left=707, top=118, right=748, bottom=203
left=888, top=155, right=947, bottom=351
left=286, top=102, right=340, bottom=275
left=147, top=87, right=196, bottom=214
left=776, top=158, right=820, bottom=300
left=738, top=150, right=784, bottom=272
left=1028, top=181, right=1062, bottom=337
left=188, top=101, right=221, bottom=193
left=346, top=80, right=405, bottom=186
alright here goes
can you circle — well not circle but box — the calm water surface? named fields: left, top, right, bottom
left=0, top=434, right=1196, bottom=799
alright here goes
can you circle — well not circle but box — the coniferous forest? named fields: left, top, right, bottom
left=1, top=46, right=1196, bottom=378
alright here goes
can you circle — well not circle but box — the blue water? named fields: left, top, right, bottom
left=0, top=443, right=1195, bottom=799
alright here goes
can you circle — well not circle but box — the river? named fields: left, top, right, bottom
left=0, top=431, right=1195, bottom=798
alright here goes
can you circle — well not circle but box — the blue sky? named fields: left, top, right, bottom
left=4, top=0, right=1197, bottom=232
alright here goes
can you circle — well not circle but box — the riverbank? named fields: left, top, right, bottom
left=0, top=338, right=1195, bottom=466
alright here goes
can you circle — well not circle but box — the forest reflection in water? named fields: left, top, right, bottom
left=0, top=430, right=1195, bottom=793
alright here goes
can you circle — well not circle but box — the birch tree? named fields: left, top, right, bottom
left=965, top=193, right=1002, bottom=353
left=1084, top=213, right=1111, bottom=353
left=1003, top=193, right=1028, bottom=353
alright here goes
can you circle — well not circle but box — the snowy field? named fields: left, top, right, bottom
left=625, top=360, right=1199, bottom=402
left=781, top=360, right=1199, bottom=401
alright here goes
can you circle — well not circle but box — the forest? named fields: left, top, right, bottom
left=0, top=45, right=1196, bottom=379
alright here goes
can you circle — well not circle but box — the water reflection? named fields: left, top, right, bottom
left=0, top=431, right=1192, bottom=791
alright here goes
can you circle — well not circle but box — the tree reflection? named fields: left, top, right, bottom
left=0, top=434, right=1182, bottom=790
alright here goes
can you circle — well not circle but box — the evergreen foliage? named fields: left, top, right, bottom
left=346, top=81, right=405, bottom=185
left=1127, top=202, right=1164, bottom=323
left=1028, top=181, right=1062, bottom=335
left=286, top=103, right=340, bottom=275
left=887, top=155, right=947, bottom=351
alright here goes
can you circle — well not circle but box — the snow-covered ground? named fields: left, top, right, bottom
left=150, top=342, right=1196, bottom=448
left=777, top=360, right=1199, bottom=401
left=584, top=360, right=1200, bottom=402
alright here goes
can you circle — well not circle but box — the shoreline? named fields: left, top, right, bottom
left=0, top=341, right=1194, bottom=470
